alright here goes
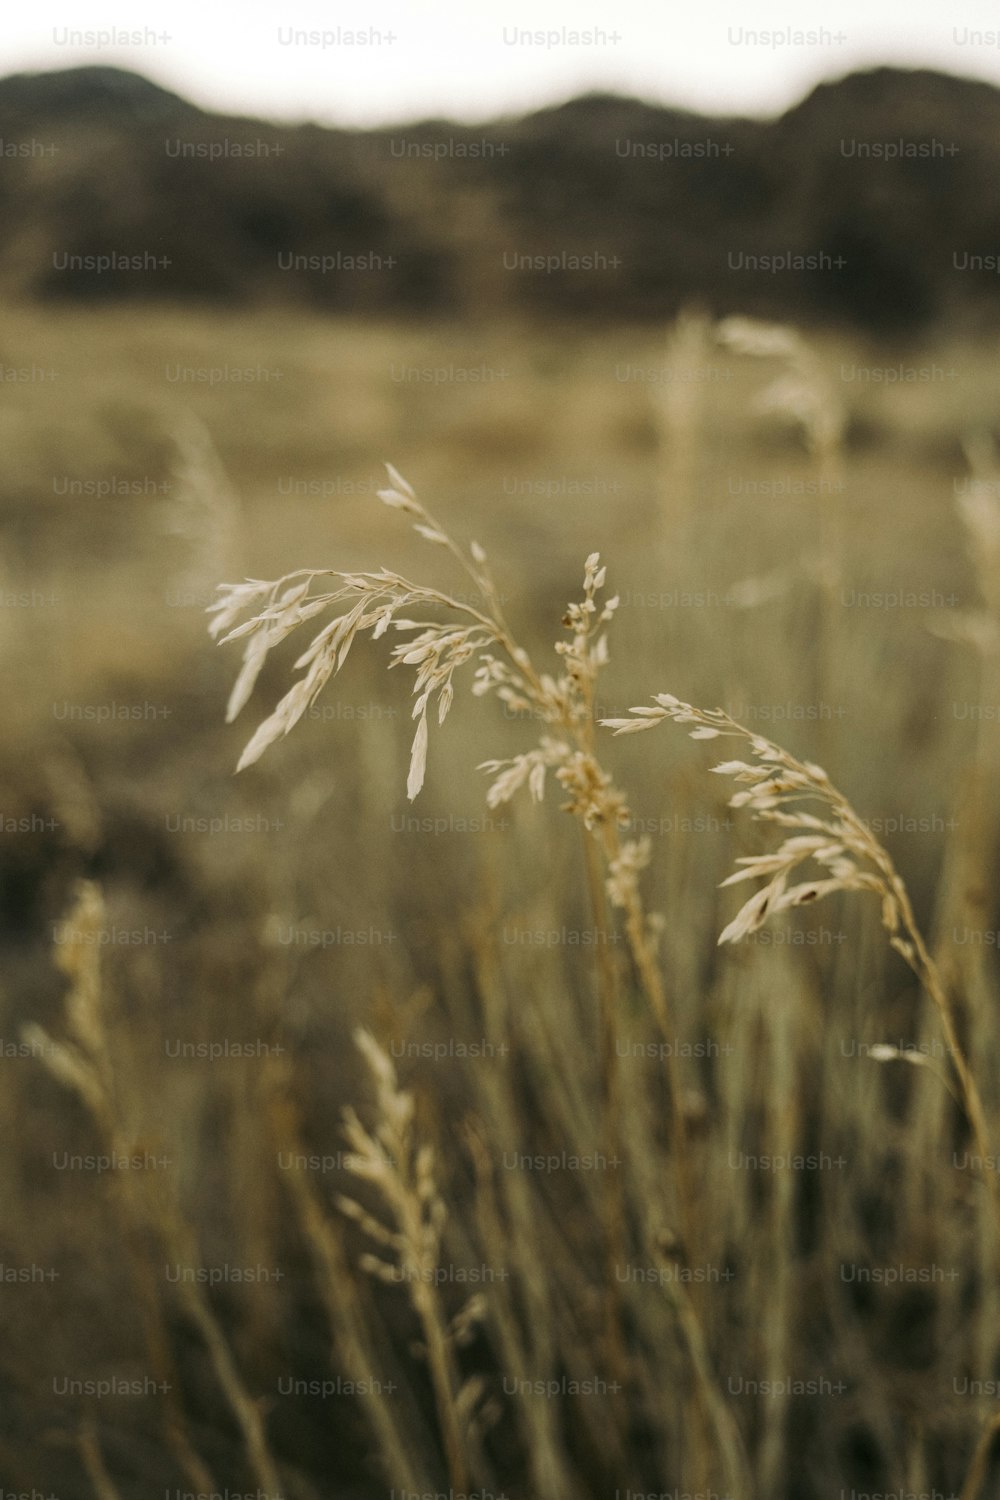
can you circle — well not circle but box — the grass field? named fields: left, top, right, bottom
left=3, top=300, right=1000, bottom=1499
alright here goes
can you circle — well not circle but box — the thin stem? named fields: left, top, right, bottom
left=960, top=1406, right=1000, bottom=1500
left=407, top=1269, right=469, bottom=1494
left=78, top=1420, right=124, bottom=1500
left=599, top=814, right=697, bottom=1260
left=577, top=655, right=696, bottom=1253
left=894, top=888, right=1000, bottom=1236
left=266, top=1075, right=426, bottom=1492
left=578, top=822, right=630, bottom=1382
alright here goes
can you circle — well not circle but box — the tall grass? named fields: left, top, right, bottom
left=200, top=448, right=999, bottom=1498
left=10, top=309, right=1000, bottom=1499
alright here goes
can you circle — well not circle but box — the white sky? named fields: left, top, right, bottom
left=10, top=1, right=999, bottom=125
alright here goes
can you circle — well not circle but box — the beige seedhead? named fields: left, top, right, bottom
left=607, top=695, right=907, bottom=946
left=603, top=695, right=1000, bottom=1236
left=209, top=468, right=619, bottom=804
left=605, top=694, right=1000, bottom=1500
left=211, top=470, right=695, bottom=1237
left=200, top=441, right=1000, bottom=1492
left=210, top=470, right=655, bottom=990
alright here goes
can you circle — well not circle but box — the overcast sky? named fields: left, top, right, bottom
left=11, top=2, right=1000, bottom=125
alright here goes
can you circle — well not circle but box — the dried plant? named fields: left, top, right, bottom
left=942, top=431, right=1000, bottom=649
left=25, top=882, right=284, bottom=1500
left=210, top=468, right=697, bottom=1248
left=337, top=1028, right=487, bottom=1493
left=924, top=433, right=1000, bottom=1050
left=263, top=1057, right=430, bottom=1493
left=164, top=409, right=243, bottom=602
left=23, top=883, right=217, bottom=1495
left=204, top=455, right=999, bottom=1495
left=208, top=464, right=615, bottom=800
left=77, top=1419, right=123, bottom=1500
left=714, top=317, right=847, bottom=751
left=656, top=305, right=713, bottom=529
left=716, top=315, right=845, bottom=475
left=603, top=695, right=1000, bottom=1234
left=605, top=690, right=1000, bottom=1497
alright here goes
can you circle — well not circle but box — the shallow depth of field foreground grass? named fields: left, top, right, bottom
left=3, top=302, right=1000, bottom=1499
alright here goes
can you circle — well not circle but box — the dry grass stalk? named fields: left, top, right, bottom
left=947, top=432, right=1000, bottom=644
left=25, top=881, right=282, bottom=1499
left=716, top=315, right=845, bottom=479
left=337, top=1028, right=486, bottom=1494
left=211, top=468, right=697, bottom=1251
left=959, top=1406, right=1000, bottom=1500
left=165, top=410, right=242, bottom=600
left=78, top=1419, right=124, bottom=1500
left=930, top=433, right=1000, bottom=978
left=160, top=1211, right=284, bottom=1500
left=657, top=306, right=713, bottom=531
left=650, top=1241, right=753, bottom=1500
left=263, top=1058, right=429, bottom=1493
left=210, top=456, right=997, bottom=1490
left=24, top=884, right=217, bottom=1495
left=715, top=317, right=847, bottom=751
left=928, top=431, right=1000, bottom=1500
left=462, top=1119, right=578, bottom=1500
left=603, top=696, right=1000, bottom=1235
left=607, top=692, right=1000, bottom=1495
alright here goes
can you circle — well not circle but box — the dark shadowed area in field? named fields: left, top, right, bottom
left=1, top=63, right=1000, bottom=330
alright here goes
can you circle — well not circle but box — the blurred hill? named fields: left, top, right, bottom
left=1, top=63, right=999, bottom=332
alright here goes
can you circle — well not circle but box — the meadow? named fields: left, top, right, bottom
left=2, top=299, right=1000, bottom=1499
